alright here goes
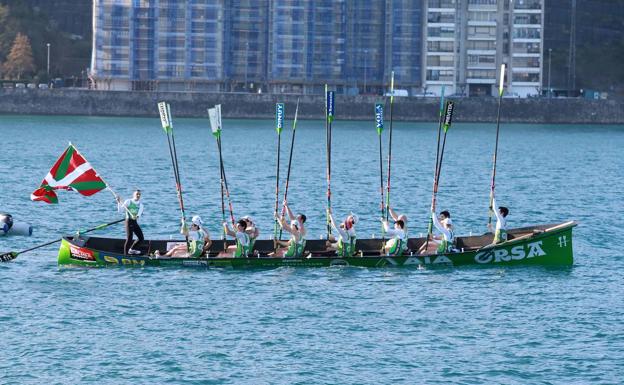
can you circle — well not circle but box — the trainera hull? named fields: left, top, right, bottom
left=58, top=221, right=576, bottom=268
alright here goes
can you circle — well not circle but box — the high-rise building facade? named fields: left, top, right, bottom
left=92, top=0, right=224, bottom=91
left=91, top=0, right=422, bottom=94
left=423, top=0, right=544, bottom=97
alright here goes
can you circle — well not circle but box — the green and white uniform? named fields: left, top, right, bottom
left=383, top=223, right=407, bottom=256
left=432, top=212, right=454, bottom=253
left=235, top=231, right=250, bottom=258
left=119, top=198, right=144, bottom=220
left=492, top=197, right=508, bottom=244
left=188, top=229, right=207, bottom=258
left=284, top=233, right=306, bottom=258
left=334, top=226, right=357, bottom=258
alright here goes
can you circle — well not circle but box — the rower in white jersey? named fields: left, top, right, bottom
left=272, top=202, right=307, bottom=258
left=487, top=194, right=509, bottom=244
left=386, top=205, right=408, bottom=236
left=116, top=189, right=144, bottom=255
left=240, top=215, right=260, bottom=253
left=221, top=219, right=251, bottom=258
left=325, top=209, right=358, bottom=257
left=381, top=218, right=408, bottom=256
left=431, top=210, right=455, bottom=254
left=158, top=215, right=211, bottom=258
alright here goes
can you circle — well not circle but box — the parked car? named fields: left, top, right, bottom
left=15, top=83, right=26, bottom=88
left=503, top=92, right=520, bottom=98
left=38, top=84, right=49, bottom=90
left=27, top=83, right=37, bottom=89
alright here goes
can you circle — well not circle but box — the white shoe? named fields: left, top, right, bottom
left=128, top=249, right=141, bottom=255
left=152, top=250, right=161, bottom=258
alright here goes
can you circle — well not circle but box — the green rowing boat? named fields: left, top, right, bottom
left=57, top=221, right=577, bottom=268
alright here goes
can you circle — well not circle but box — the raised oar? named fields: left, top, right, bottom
left=488, top=64, right=506, bottom=228
left=279, top=98, right=300, bottom=240
left=208, top=106, right=226, bottom=241
left=426, top=86, right=446, bottom=243
left=209, top=105, right=235, bottom=232
left=325, top=85, right=335, bottom=239
left=0, top=219, right=124, bottom=262
left=375, top=102, right=385, bottom=243
left=273, top=103, right=285, bottom=246
left=424, top=100, right=455, bottom=253
left=158, top=102, right=189, bottom=249
left=385, top=71, right=395, bottom=221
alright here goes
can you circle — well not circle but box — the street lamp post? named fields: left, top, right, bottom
left=364, top=49, right=368, bottom=94
left=46, top=43, right=51, bottom=76
left=244, top=41, right=249, bottom=91
left=548, top=48, right=552, bottom=98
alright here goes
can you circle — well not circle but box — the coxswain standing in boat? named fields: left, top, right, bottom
left=325, top=209, right=358, bottom=257
left=159, top=215, right=211, bottom=258
left=487, top=194, right=509, bottom=244
left=116, top=189, right=144, bottom=255
left=381, top=219, right=408, bottom=256
left=221, top=219, right=250, bottom=258
left=272, top=202, right=307, bottom=258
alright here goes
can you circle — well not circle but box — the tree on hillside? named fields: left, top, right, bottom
left=3, top=32, right=35, bottom=80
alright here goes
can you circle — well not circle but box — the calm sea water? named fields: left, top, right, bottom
left=1, top=114, right=623, bottom=384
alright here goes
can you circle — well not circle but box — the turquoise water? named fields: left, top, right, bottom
left=1, top=115, right=623, bottom=384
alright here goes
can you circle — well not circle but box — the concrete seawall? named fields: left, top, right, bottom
left=1, top=88, right=623, bottom=124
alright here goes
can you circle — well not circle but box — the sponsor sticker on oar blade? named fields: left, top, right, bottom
left=375, top=103, right=384, bottom=134
left=276, top=103, right=285, bottom=134
left=443, top=101, right=455, bottom=132
left=158, top=101, right=172, bottom=133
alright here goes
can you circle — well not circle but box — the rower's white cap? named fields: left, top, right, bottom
left=241, top=215, right=254, bottom=223
left=192, top=215, right=203, bottom=226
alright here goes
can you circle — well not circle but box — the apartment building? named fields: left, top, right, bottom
left=423, top=0, right=543, bottom=97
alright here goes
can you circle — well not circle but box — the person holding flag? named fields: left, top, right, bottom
left=116, top=189, right=145, bottom=255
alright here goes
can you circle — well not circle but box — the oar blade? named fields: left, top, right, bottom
left=0, top=251, right=18, bottom=262
left=276, top=103, right=285, bottom=134
left=375, top=103, right=384, bottom=135
left=208, top=107, right=220, bottom=138
left=443, top=101, right=455, bottom=133
left=158, top=101, right=173, bottom=134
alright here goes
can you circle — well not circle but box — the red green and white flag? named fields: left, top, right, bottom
left=31, top=144, right=107, bottom=204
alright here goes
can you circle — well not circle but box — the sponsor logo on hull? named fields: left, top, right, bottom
left=474, top=241, right=546, bottom=264
left=402, top=255, right=453, bottom=266
left=69, top=244, right=96, bottom=261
